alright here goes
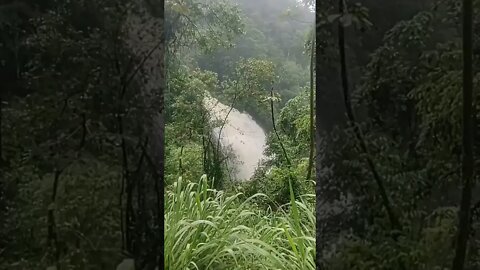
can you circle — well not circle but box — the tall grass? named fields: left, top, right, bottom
left=164, top=175, right=315, bottom=270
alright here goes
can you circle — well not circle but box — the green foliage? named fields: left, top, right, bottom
left=164, top=0, right=315, bottom=268
left=248, top=163, right=313, bottom=207
left=1, top=0, right=164, bottom=268
left=226, top=58, right=276, bottom=129
left=318, top=0, right=480, bottom=268
left=237, top=91, right=314, bottom=207
left=279, top=91, right=311, bottom=142
left=323, top=207, right=457, bottom=270
left=2, top=158, right=122, bottom=269
left=164, top=175, right=315, bottom=270
left=193, top=0, right=314, bottom=130
left=166, top=0, right=244, bottom=54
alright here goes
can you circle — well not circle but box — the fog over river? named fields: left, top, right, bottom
left=203, top=95, right=267, bottom=181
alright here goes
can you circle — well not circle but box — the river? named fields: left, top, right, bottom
left=203, top=95, right=267, bottom=181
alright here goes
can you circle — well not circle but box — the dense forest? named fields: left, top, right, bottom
left=317, top=0, right=480, bottom=269
left=0, top=0, right=165, bottom=269
left=164, top=0, right=316, bottom=269
left=3, top=0, right=480, bottom=269
left=0, top=0, right=315, bottom=269
left=165, top=0, right=315, bottom=270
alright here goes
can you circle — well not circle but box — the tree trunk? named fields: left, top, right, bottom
left=121, top=2, right=165, bottom=267
left=306, top=28, right=315, bottom=180
left=270, top=85, right=291, bottom=166
left=0, top=96, right=2, bottom=164
left=337, top=0, right=400, bottom=230
left=451, top=0, right=474, bottom=269
left=315, top=4, right=322, bottom=268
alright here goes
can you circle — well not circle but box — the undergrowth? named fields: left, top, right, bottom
left=164, top=175, right=315, bottom=270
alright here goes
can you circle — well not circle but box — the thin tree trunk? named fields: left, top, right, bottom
left=0, top=96, right=2, bottom=164
left=0, top=96, right=3, bottom=250
left=48, top=169, right=62, bottom=269
left=270, top=85, right=291, bottom=166
left=315, top=4, right=323, bottom=267
left=452, top=0, right=474, bottom=268
left=337, top=0, right=400, bottom=230
left=216, top=93, right=238, bottom=162
left=178, top=145, right=184, bottom=175
left=306, top=28, right=315, bottom=180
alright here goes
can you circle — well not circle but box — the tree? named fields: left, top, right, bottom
left=306, top=27, right=315, bottom=180
left=337, top=0, right=400, bottom=231
left=451, top=0, right=474, bottom=269
left=0, top=0, right=165, bottom=268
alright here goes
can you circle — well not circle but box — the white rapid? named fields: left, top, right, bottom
left=204, top=95, right=267, bottom=181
